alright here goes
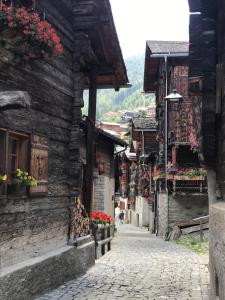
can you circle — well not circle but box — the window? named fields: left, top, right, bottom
left=0, top=130, right=48, bottom=195
left=0, top=129, right=29, bottom=177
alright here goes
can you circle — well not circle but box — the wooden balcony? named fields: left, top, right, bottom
left=153, top=174, right=207, bottom=193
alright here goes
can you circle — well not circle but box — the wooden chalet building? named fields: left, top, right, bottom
left=129, top=117, right=157, bottom=227
left=80, top=123, right=127, bottom=219
left=144, top=40, right=208, bottom=237
left=0, top=1, right=128, bottom=299
left=116, top=117, right=157, bottom=227
left=188, top=0, right=225, bottom=297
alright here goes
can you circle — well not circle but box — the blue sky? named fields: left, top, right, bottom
left=110, top=0, right=189, bottom=58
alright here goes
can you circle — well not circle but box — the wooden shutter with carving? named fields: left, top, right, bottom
left=30, top=134, right=48, bottom=195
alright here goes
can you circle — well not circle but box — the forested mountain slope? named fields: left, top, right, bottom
left=83, top=54, right=155, bottom=122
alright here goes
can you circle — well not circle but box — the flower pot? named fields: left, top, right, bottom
left=7, top=185, right=27, bottom=196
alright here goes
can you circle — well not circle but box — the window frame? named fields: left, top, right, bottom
left=0, top=128, right=29, bottom=178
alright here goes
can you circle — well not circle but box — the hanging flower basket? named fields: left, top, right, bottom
left=0, top=3, right=63, bottom=60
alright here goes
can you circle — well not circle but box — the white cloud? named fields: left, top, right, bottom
left=110, top=0, right=189, bottom=58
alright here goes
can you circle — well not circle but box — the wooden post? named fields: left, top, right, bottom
left=85, top=65, right=97, bottom=214
left=200, top=218, right=203, bottom=242
left=101, top=227, right=105, bottom=256
left=172, top=146, right=177, bottom=163
left=107, top=226, right=111, bottom=251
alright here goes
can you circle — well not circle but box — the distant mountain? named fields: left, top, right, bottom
left=83, top=54, right=155, bottom=122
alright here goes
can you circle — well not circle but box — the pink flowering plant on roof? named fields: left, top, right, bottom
left=0, top=3, right=63, bottom=60
left=188, top=127, right=199, bottom=153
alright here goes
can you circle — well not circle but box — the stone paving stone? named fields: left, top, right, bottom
left=36, top=225, right=210, bottom=300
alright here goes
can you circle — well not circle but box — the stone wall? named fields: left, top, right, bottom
left=93, top=139, right=115, bottom=218
left=0, top=237, right=95, bottom=300
left=209, top=202, right=225, bottom=300
left=134, top=196, right=150, bottom=227
left=169, top=193, right=209, bottom=229
left=158, top=192, right=168, bottom=237
left=158, top=192, right=208, bottom=237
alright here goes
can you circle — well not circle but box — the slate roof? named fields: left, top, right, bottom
left=97, top=127, right=127, bottom=147
left=146, top=40, right=189, bottom=55
left=132, top=117, right=156, bottom=130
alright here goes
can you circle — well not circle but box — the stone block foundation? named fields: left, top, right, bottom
left=0, top=236, right=95, bottom=300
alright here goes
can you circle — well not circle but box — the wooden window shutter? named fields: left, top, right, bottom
left=30, top=134, right=48, bottom=195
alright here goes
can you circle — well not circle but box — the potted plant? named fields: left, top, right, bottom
left=8, top=169, right=37, bottom=195
left=91, top=211, right=112, bottom=226
left=0, top=3, right=63, bottom=60
left=174, top=168, right=207, bottom=180
left=0, top=174, right=7, bottom=195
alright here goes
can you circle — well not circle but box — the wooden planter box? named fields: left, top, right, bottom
left=153, top=174, right=174, bottom=181
left=7, top=185, right=27, bottom=196
left=91, top=223, right=114, bottom=259
left=172, top=176, right=206, bottom=193
left=174, top=175, right=205, bottom=181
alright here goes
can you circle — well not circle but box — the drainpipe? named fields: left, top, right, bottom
left=142, top=130, right=145, bottom=156
left=164, top=55, right=169, bottom=239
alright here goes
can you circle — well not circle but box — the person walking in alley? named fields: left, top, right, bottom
left=119, top=211, right=125, bottom=224
left=115, top=205, right=121, bottom=226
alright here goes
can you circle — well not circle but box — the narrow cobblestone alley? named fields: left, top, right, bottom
left=36, top=225, right=210, bottom=300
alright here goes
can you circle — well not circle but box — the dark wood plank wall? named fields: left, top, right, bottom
left=188, top=0, right=217, bottom=166
left=0, top=0, right=80, bottom=267
left=144, top=132, right=157, bottom=154
left=214, top=0, right=225, bottom=194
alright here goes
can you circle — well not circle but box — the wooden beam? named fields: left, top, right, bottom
left=88, top=66, right=97, bottom=123
left=85, top=65, right=98, bottom=214
left=0, top=91, right=31, bottom=111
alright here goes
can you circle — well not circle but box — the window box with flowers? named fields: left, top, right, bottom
left=7, top=168, right=37, bottom=195
left=174, top=168, right=207, bottom=181
left=91, top=211, right=112, bottom=226
left=0, top=2, right=63, bottom=61
left=90, top=211, right=114, bottom=257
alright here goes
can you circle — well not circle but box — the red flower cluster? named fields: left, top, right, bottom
left=96, top=152, right=103, bottom=160
left=1, top=4, right=63, bottom=60
left=91, top=211, right=113, bottom=224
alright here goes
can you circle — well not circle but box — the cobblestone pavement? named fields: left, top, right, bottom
left=36, top=225, right=210, bottom=300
